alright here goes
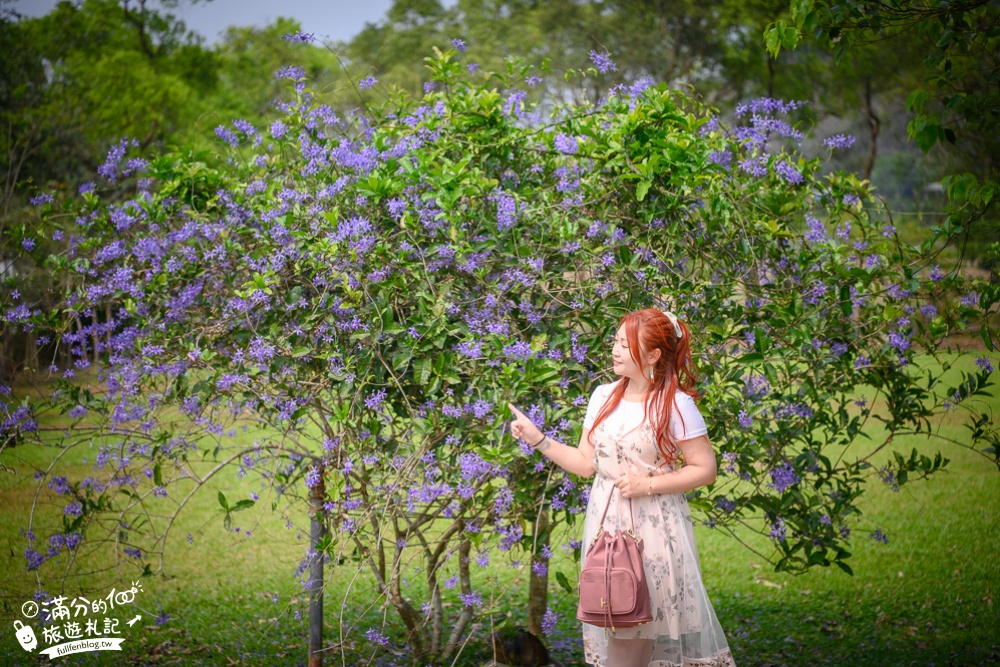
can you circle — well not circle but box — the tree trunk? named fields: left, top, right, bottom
left=861, top=79, right=880, bottom=181
left=527, top=507, right=551, bottom=636
left=766, top=56, right=775, bottom=99
left=308, top=468, right=327, bottom=667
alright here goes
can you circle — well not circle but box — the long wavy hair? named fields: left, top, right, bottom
left=587, top=308, right=700, bottom=465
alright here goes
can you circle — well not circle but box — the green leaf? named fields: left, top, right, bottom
left=764, top=22, right=784, bottom=57
left=906, top=89, right=929, bottom=113
left=839, top=284, right=852, bottom=317
left=556, top=571, right=574, bottom=594
left=231, top=499, right=256, bottom=512
left=636, top=180, right=651, bottom=202
left=218, top=491, right=229, bottom=512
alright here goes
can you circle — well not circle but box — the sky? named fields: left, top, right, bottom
left=12, top=0, right=427, bottom=44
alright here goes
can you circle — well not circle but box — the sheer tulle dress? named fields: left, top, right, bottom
left=580, top=381, right=737, bottom=667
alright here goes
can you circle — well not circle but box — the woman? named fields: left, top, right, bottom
left=508, top=308, right=736, bottom=667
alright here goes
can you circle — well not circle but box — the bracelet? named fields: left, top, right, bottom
left=533, top=435, right=551, bottom=452
left=530, top=433, right=547, bottom=448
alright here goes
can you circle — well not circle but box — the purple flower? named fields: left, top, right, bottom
left=774, top=159, right=803, bottom=184
left=770, top=518, right=786, bottom=543
left=589, top=50, right=617, bottom=73
left=878, top=465, right=899, bottom=492
left=526, top=75, right=542, bottom=86
left=275, top=65, right=306, bottom=80
left=708, top=149, right=732, bottom=170
left=503, top=340, right=534, bottom=360
left=214, top=126, right=238, bottom=147
left=25, top=548, right=44, bottom=571
left=452, top=38, right=467, bottom=51
left=975, top=357, right=994, bottom=374
left=459, top=591, right=483, bottom=608
left=365, top=628, right=389, bottom=646
left=283, top=31, right=315, bottom=43
left=359, top=75, right=377, bottom=90
left=869, top=528, right=889, bottom=544
left=305, top=466, right=321, bottom=488
left=769, top=463, right=799, bottom=493
left=888, top=330, right=911, bottom=355
left=47, top=476, right=70, bottom=495
left=929, top=264, right=943, bottom=282
left=804, top=215, right=827, bottom=244
left=823, top=134, right=856, bottom=149
left=123, top=546, right=142, bottom=559
left=365, top=388, right=387, bottom=410
left=542, top=609, right=558, bottom=634
left=554, top=133, right=578, bottom=154
left=961, top=291, right=979, bottom=307
left=30, top=192, right=53, bottom=205
left=735, top=98, right=806, bottom=118
left=737, top=409, right=752, bottom=428
left=739, top=157, right=767, bottom=178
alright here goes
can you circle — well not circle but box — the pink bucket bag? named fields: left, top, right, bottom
left=576, top=488, right=653, bottom=629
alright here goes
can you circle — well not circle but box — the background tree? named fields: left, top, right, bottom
left=766, top=0, right=1000, bottom=272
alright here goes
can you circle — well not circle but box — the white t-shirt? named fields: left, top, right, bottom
left=582, top=380, right=708, bottom=441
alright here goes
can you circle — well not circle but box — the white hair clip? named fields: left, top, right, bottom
left=662, top=310, right=683, bottom=339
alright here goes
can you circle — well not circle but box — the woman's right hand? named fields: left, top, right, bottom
left=508, top=403, right=543, bottom=446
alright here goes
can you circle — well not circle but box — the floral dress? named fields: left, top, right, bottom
left=580, top=382, right=737, bottom=667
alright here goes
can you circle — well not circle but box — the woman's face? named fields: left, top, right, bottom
left=611, top=324, right=645, bottom=380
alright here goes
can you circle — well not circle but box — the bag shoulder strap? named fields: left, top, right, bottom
left=595, top=486, right=636, bottom=534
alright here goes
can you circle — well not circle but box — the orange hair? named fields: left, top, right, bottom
left=587, top=308, right=700, bottom=465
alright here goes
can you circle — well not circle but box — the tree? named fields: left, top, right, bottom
left=4, top=46, right=996, bottom=665
left=766, top=0, right=1000, bottom=271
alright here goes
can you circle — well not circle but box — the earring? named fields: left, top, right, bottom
left=648, top=367, right=654, bottom=381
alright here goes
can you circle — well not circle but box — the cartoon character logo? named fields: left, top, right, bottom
left=13, top=621, right=37, bottom=652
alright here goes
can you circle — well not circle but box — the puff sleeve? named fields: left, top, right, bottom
left=669, top=392, right=709, bottom=441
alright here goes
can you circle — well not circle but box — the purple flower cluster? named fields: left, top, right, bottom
left=735, top=98, right=806, bottom=117
left=770, top=518, right=786, bottom=542
left=769, top=463, right=799, bottom=493
left=554, top=133, right=578, bottom=155
left=823, top=134, right=856, bottom=150
left=589, top=50, right=617, bottom=74
left=283, top=31, right=315, bottom=43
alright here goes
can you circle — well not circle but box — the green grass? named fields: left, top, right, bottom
left=1, top=349, right=998, bottom=666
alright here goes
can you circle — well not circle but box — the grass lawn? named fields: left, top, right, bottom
left=1, top=348, right=997, bottom=666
